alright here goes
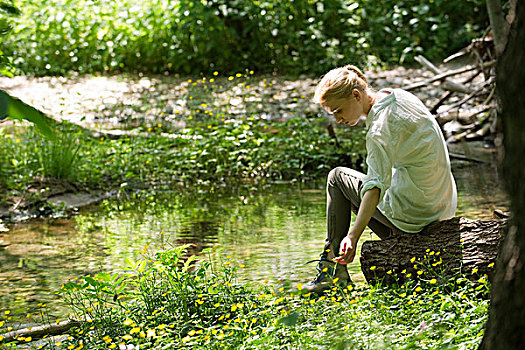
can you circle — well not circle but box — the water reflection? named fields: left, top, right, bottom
left=0, top=161, right=509, bottom=319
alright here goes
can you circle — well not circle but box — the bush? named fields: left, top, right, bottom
left=2, top=0, right=488, bottom=76
left=0, top=0, right=21, bottom=76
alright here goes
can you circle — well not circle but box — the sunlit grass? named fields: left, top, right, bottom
left=0, top=244, right=491, bottom=349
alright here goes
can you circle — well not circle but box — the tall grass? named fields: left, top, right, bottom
left=32, top=128, right=81, bottom=181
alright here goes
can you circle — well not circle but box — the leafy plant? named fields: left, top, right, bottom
left=0, top=0, right=20, bottom=76
left=30, top=126, right=81, bottom=181
left=0, top=90, right=55, bottom=138
left=2, top=0, right=488, bottom=76
left=41, top=244, right=491, bottom=349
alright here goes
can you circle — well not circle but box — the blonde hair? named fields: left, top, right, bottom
left=313, top=65, right=368, bottom=105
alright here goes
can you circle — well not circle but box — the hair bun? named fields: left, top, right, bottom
left=343, top=65, right=367, bottom=84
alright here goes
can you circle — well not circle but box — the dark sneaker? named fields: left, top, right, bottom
left=302, top=255, right=351, bottom=293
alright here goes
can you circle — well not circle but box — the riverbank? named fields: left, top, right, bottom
left=0, top=64, right=503, bottom=224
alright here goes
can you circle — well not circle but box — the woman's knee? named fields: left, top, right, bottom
left=327, top=167, right=347, bottom=186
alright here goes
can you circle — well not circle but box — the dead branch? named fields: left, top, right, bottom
left=403, top=61, right=495, bottom=91
left=414, top=56, right=472, bottom=94
left=0, top=319, right=80, bottom=343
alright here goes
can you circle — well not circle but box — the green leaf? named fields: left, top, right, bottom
left=278, top=311, right=300, bottom=327
left=0, top=90, right=55, bottom=138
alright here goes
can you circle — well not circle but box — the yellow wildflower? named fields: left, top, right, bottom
left=370, top=266, right=377, bottom=271
left=429, top=279, right=437, bottom=284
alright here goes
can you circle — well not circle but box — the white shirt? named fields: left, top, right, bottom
left=360, top=88, right=457, bottom=232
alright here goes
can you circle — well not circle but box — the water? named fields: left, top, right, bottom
left=0, top=158, right=509, bottom=319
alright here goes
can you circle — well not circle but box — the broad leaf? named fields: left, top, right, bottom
left=0, top=89, right=55, bottom=138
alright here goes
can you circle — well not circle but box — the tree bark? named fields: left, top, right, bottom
left=485, top=0, right=507, bottom=56
left=479, top=1, right=525, bottom=349
left=360, top=217, right=504, bottom=284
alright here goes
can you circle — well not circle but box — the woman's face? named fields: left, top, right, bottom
left=322, top=89, right=366, bottom=126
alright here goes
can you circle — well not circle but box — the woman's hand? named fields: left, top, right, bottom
left=334, top=235, right=357, bottom=264
left=334, top=187, right=380, bottom=265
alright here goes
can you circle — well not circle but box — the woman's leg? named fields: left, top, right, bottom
left=324, top=166, right=396, bottom=257
left=305, top=167, right=398, bottom=292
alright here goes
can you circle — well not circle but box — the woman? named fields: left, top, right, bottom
left=304, top=65, right=457, bottom=293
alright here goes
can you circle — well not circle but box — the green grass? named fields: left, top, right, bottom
left=0, top=114, right=366, bottom=210
left=0, top=245, right=491, bottom=349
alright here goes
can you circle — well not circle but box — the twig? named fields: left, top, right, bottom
left=448, top=152, right=486, bottom=163
left=444, top=78, right=494, bottom=111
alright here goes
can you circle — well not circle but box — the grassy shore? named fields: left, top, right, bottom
left=1, top=245, right=490, bottom=349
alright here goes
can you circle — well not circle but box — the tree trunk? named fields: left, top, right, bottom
left=479, top=1, right=525, bottom=349
left=485, top=0, right=507, bottom=56
left=360, top=217, right=504, bottom=284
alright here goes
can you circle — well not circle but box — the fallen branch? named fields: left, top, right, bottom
left=403, top=61, right=495, bottom=91
left=0, top=319, right=80, bottom=344
left=443, top=78, right=495, bottom=111
left=448, top=152, right=486, bottom=163
left=436, top=104, right=493, bottom=126
left=414, top=56, right=472, bottom=94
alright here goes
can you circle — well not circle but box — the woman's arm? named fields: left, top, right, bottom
left=334, top=187, right=380, bottom=264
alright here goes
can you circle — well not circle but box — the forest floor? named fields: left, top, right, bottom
left=0, top=64, right=479, bottom=133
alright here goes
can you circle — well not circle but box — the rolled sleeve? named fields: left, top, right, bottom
left=360, top=134, right=393, bottom=203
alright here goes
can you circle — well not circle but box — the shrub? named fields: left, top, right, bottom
left=3, top=0, right=488, bottom=76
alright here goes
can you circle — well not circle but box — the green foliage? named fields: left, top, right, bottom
left=363, top=0, right=488, bottom=63
left=3, top=0, right=488, bottom=76
left=0, top=116, right=365, bottom=204
left=30, top=127, right=81, bottom=181
left=0, top=90, right=55, bottom=137
left=0, top=0, right=20, bottom=76
left=4, top=244, right=489, bottom=349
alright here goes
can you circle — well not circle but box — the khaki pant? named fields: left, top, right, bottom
left=324, top=167, right=401, bottom=255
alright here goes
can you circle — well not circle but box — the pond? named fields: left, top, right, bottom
left=0, top=155, right=509, bottom=320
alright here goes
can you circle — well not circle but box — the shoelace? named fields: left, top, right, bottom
left=305, top=258, right=336, bottom=283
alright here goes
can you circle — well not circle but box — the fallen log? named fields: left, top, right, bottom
left=360, top=217, right=505, bottom=285
left=0, top=319, right=80, bottom=344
